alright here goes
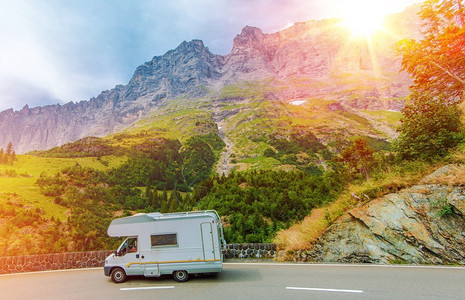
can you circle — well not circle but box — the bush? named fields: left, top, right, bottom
left=395, top=93, right=463, bottom=161
left=264, top=148, right=276, bottom=157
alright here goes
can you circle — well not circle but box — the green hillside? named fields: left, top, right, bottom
left=0, top=155, right=124, bottom=219
left=211, top=80, right=399, bottom=172
left=0, top=75, right=406, bottom=256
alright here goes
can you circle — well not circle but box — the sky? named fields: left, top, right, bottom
left=0, top=0, right=420, bottom=111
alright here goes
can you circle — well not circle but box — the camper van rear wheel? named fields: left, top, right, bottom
left=173, top=270, right=189, bottom=282
left=111, top=267, right=127, bottom=283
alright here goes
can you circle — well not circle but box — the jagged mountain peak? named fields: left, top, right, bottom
left=233, top=26, right=266, bottom=47
left=125, top=39, right=223, bottom=101
left=173, top=39, right=208, bottom=52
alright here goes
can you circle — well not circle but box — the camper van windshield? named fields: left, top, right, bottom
left=117, top=237, right=137, bottom=255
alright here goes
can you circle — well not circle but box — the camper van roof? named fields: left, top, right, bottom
left=109, top=210, right=219, bottom=226
left=107, top=210, right=221, bottom=237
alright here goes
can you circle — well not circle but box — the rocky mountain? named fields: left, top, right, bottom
left=0, top=40, right=224, bottom=153
left=294, top=165, right=465, bottom=265
left=0, top=5, right=421, bottom=153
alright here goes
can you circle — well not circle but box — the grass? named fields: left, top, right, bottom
left=421, top=164, right=465, bottom=186
left=114, top=97, right=217, bottom=144
left=238, top=156, right=281, bottom=170
left=362, top=110, right=403, bottom=128
left=273, top=196, right=354, bottom=254
left=341, top=112, right=371, bottom=127
left=331, top=71, right=390, bottom=87
left=219, top=80, right=272, bottom=99
left=0, top=155, right=125, bottom=221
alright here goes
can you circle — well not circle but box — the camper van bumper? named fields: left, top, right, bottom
left=104, top=266, right=112, bottom=276
left=104, top=253, right=116, bottom=276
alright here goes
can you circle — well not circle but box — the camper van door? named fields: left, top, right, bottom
left=201, top=222, right=215, bottom=261
left=117, top=237, right=142, bottom=275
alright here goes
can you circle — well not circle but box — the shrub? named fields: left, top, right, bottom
left=395, top=93, right=463, bottom=161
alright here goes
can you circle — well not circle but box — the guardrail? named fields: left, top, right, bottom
left=0, top=244, right=277, bottom=274
left=223, top=243, right=277, bottom=259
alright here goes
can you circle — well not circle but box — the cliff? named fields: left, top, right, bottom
left=295, top=165, right=465, bottom=265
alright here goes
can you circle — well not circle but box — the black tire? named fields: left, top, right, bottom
left=111, top=267, right=127, bottom=283
left=173, top=270, right=189, bottom=282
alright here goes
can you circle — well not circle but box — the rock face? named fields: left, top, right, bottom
left=0, top=6, right=421, bottom=153
left=298, top=165, right=465, bottom=264
left=126, top=40, right=224, bottom=101
left=222, top=17, right=416, bottom=84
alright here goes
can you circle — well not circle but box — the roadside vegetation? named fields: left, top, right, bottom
left=0, top=132, right=224, bottom=256
left=275, top=0, right=465, bottom=253
left=196, top=170, right=341, bottom=243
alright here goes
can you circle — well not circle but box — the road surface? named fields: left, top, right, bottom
left=1, top=263, right=464, bottom=299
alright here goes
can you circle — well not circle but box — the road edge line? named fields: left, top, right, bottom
left=224, top=262, right=465, bottom=270
left=286, top=286, right=363, bottom=293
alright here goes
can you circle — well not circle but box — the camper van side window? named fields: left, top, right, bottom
left=151, top=233, right=177, bottom=247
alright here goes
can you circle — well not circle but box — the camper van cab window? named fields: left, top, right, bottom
left=118, top=237, right=137, bottom=256
left=151, top=233, right=177, bottom=247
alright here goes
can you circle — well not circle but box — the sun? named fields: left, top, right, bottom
left=340, top=0, right=387, bottom=36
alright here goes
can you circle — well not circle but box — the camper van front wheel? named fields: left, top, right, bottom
left=110, top=267, right=127, bottom=283
left=173, top=270, right=189, bottom=282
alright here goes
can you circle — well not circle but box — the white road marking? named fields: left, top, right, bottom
left=287, top=287, right=363, bottom=293
left=120, top=286, right=175, bottom=291
left=224, top=262, right=465, bottom=270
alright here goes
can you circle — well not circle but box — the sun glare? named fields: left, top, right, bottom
left=340, top=0, right=387, bottom=36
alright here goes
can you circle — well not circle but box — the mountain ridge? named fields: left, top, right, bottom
left=0, top=5, right=421, bottom=153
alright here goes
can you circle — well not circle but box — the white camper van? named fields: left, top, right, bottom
left=104, top=210, right=226, bottom=283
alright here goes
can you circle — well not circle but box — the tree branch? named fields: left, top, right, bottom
left=428, top=57, right=465, bottom=85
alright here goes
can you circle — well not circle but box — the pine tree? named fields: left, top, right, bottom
left=168, top=189, right=181, bottom=212
left=168, top=197, right=178, bottom=212
left=183, top=193, right=193, bottom=210
left=151, top=188, right=159, bottom=210
left=6, top=142, right=12, bottom=156
left=162, top=188, right=168, bottom=202
left=160, top=188, right=169, bottom=213
left=145, top=179, right=152, bottom=200
left=5, top=142, right=13, bottom=164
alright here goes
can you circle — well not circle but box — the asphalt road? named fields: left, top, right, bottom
left=1, top=263, right=464, bottom=299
